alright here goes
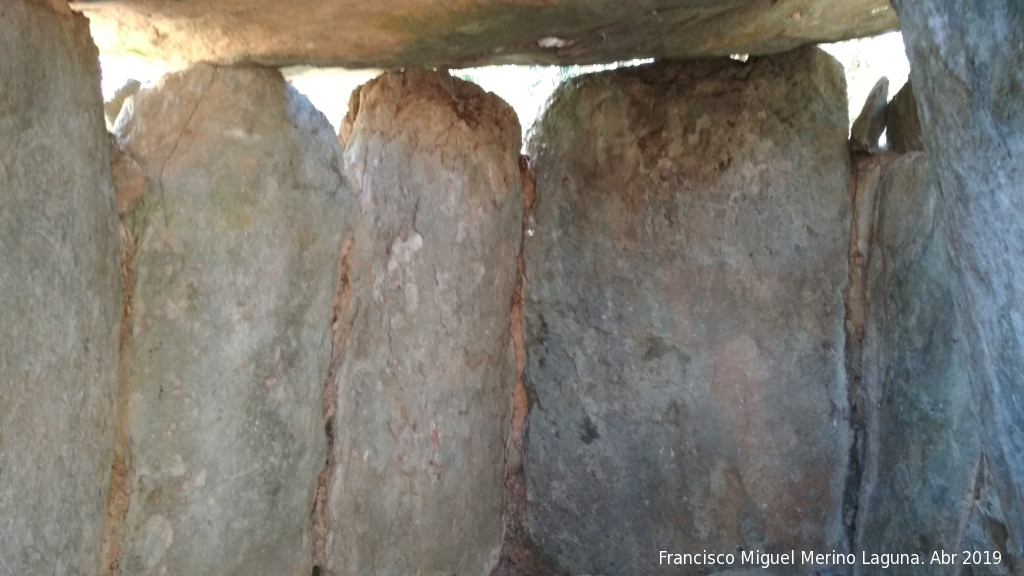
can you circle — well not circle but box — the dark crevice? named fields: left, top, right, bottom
left=840, top=151, right=892, bottom=556
left=98, top=140, right=146, bottom=576
left=310, top=237, right=356, bottom=576
left=491, top=155, right=560, bottom=576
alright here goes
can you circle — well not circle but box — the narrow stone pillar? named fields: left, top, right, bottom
left=322, top=69, right=522, bottom=576
left=109, top=64, right=348, bottom=575
left=0, top=1, right=121, bottom=573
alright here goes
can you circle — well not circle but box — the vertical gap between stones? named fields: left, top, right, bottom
left=311, top=237, right=355, bottom=576
left=492, top=155, right=546, bottom=576
left=98, top=144, right=144, bottom=576
left=840, top=152, right=886, bottom=555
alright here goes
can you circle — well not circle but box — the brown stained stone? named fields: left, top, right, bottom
left=324, top=69, right=522, bottom=576
left=522, top=48, right=851, bottom=575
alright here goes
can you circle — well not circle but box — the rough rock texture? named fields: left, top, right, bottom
left=850, top=77, right=888, bottom=154
left=892, top=0, right=1024, bottom=561
left=324, top=69, right=521, bottom=576
left=0, top=2, right=121, bottom=574
left=884, top=81, right=922, bottom=154
left=856, top=154, right=1016, bottom=575
left=841, top=151, right=887, bottom=554
left=522, top=48, right=851, bottom=576
left=110, top=63, right=347, bottom=576
left=491, top=156, right=551, bottom=576
left=76, top=0, right=896, bottom=68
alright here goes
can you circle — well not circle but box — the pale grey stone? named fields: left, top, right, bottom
left=0, top=2, right=120, bottom=574
left=113, top=63, right=348, bottom=576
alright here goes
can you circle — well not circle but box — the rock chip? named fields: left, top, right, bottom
left=325, top=69, right=522, bottom=575
left=884, top=81, right=923, bottom=153
left=522, top=48, right=851, bottom=575
left=112, top=63, right=348, bottom=576
left=104, top=78, right=141, bottom=130
left=850, top=76, right=888, bottom=153
left=0, top=1, right=121, bottom=573
left=893, top=0, right=1024, bottom=559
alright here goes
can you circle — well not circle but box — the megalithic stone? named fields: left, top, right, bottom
left=110, top=63, right=349, bottom=576
left=857, top=154, right=1019, bottom=576
left=322, top=69, right=522, bottom=576
left=523, top=47, right=851, bottom=576
left=892, top=0, right=1024, bottom=563
left=0, top=1, right=121, bottom=574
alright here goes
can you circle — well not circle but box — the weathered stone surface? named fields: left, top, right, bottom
left=856, top=154, right=1016, bottom=575
left=850, top=76, right=888, bottom=153
left=0, top=1, right=121, bottom=573
left=322, top=69, right=521, bottom=576
left=76, top=0, right=896, bottom=68
left=523, top=48, right=851, bottom=575
left=841, top=152, right=885, bottom=549
left=892, top=0, right=1024, bottom=561
left=884, top=81, right=922, bottom=154
left=111, top=63, right=347, bottom=575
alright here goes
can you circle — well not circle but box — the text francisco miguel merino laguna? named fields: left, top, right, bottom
left=659, top=549, right=1003, bottom=569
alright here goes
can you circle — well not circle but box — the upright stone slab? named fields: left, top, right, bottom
left=112, top=64, right=347, bottom=575
left=0, top=2, right=120, bottom=573
left=523, top=48, right=851, bottom=575
left=893, top=0, right=1024, bottom=558
left=857, top=154, right=1016, bottom=575
left=325, top=69, right=521, bottom=576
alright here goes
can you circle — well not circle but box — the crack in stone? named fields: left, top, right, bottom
left=491, top=154, right=550, bottom=576
left=841, top=151, right=890, bottom=556
left=98, top=156, right=142, bottom=576
left=310, top=237, right=356, bottom=576
left=98, top=68, right=216, bottom=576
left=154, top=67, right=216, bottom=227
